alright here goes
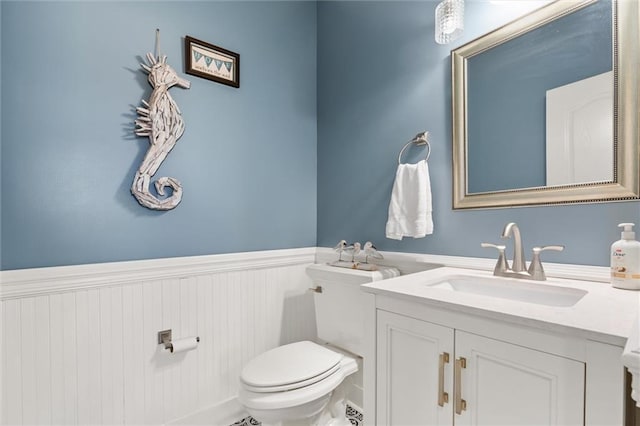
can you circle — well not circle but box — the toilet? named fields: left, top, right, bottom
left=238, top=263, right=400, bottom=426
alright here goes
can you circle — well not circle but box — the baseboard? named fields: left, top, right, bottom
left=167, top=397, right=246, bottom=426
left=166, top=397, right=363, bottom=426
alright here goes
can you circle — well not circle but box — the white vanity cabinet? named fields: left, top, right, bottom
left=376, top=310, right=585, bottom=426
left=361, top=266, right=635, bottom=426
left=376, top=310, right=454, bottom=426
left=454, top=330, right=584, bottom=426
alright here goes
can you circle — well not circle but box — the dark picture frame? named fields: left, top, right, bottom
left=184, top=36, right=240, bottom=88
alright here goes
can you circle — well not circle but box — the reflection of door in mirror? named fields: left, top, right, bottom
left=465, top=0, right=612, bottom=194
left=546, top=71, right=613, bottom=186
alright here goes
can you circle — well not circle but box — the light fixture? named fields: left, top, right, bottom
left=435, top=0, right=465, bottom=45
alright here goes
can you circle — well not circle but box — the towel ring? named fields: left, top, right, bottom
left=398, top=131, right=431, bottom=165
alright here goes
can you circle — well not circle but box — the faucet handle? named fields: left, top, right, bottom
left=532, top=245, right=564, bottom=253
left=481, top=242, right=506, bottom=250
left=528, top=245, right=565, bottom=280
left=481, top=243, right=508, bottom=276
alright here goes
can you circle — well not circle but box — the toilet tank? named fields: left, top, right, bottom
left=306, top=263, right=400, bottom=357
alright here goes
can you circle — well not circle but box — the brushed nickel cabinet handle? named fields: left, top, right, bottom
left=455, top=357, right=467, bottom=414
left=438, top=352, right=450, bottom=407
left=308, top=286, right=322, bottom=293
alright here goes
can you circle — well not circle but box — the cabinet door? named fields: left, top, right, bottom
left=376, top=310, right=454, bottom=426
left=454, top=331, right=584, bottom=426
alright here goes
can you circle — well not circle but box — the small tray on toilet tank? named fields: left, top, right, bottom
left=306, top=263, right=400, bottom=285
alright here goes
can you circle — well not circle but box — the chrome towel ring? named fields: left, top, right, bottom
left=398, top=131, right=431, bottom=164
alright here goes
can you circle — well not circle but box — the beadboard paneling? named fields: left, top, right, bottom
left=1, top=249, right=317, bottom=425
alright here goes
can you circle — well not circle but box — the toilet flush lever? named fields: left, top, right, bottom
left=308, top=286, right=323, bottom=293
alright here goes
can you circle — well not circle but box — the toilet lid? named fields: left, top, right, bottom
left=240, top=341, right=342, bottom=392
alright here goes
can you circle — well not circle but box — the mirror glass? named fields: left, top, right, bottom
left=452, top=0, right=639, bottom=209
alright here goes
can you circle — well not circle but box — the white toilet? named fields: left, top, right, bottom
left=238, top=263, right=400, bottom=426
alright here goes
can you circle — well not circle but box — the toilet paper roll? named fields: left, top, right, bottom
left=170, top=337, right=199, bottom=353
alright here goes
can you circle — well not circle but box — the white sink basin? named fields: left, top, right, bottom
left=426, top=275, right=588, bottom=307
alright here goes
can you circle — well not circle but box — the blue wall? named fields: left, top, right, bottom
left=1, top=1, right=317, bottom=270
left=3, top=1, right=639, bottom=270
left=317, top=0, right=640, bottom=267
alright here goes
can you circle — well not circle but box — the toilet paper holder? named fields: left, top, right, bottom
left=158, top=329, right=200, bottom=352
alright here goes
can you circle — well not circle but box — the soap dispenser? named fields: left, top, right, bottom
left=611, top=223, right=640, bottom=290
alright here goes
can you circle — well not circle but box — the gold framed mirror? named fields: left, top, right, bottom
left=452, top=0, right=639, bottom=209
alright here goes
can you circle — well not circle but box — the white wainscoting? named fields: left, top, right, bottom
left=0, top=248, right=317, bottom=425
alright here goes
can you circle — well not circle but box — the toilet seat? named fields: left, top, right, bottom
left=238, top=342, right=358, bottom=411
left=240, top=341, right=343, bottom=392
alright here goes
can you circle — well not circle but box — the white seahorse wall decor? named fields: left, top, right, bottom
left=132, top=52, right=190, bottom=210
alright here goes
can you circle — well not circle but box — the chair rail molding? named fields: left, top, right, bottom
left=0, top=247, right=316, bottom=300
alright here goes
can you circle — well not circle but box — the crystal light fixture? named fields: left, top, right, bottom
left=435, top=0, right=464, bottom=45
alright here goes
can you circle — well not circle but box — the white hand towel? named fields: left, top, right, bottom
left=385, top=159, right=433, bottom=240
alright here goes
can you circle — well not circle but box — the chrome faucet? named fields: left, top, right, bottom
left=482, top=222, right=564, bottom=281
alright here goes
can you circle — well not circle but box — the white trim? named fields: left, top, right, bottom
left=622, top=312, right=640, bottom=407
left=0, top=247, right=316, bottom=300
left=315, top=247, right=610, bottom=283
left=1, top=246, right=610, bottom=300
left=167, top=397, right=246, bottom=425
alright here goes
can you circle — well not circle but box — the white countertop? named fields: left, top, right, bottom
left=361, top=266, right=640, bottom=346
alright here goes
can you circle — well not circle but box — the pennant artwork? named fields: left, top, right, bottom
left=185, top=35, right=240, bottom=88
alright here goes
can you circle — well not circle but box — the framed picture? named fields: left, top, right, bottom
left=184, top=36, right=240, bottom=88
